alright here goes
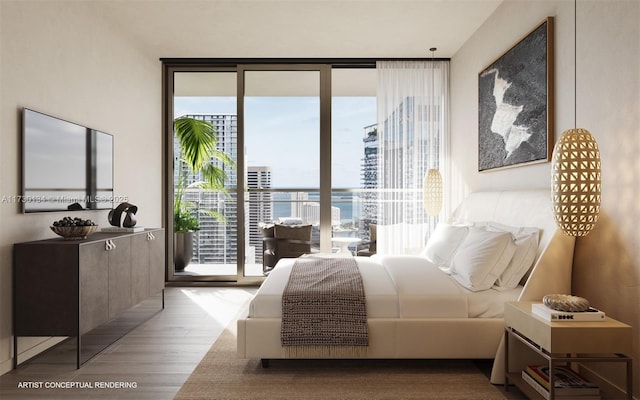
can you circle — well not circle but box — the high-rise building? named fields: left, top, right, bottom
left=360, top=124, right=378, bottom=239
left=247, top=166, right=272, bottom=264
left=296, top=201, right=341, bottom=227
left=377, top=97, right=432, bottom=227
left=289, top=192, right=308, bottom=221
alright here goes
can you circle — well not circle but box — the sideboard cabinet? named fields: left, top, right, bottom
left=13, top=228, right=165, bottom=368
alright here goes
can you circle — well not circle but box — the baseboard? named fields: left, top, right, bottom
left=13, top=337, right=67, bottom=369
left=1, top=336, right=68, bottom=376
left=0, top=357, right=13, bottom=376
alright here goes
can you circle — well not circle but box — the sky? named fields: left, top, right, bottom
left=174, top=96, right=376, bottom=188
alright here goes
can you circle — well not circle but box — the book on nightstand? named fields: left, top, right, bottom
left=531, top=303, right=605, bottom=322
left=522, top=365, right=600, bottom=399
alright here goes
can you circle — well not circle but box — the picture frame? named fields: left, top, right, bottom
left=478, top=17, right=554, bottom=171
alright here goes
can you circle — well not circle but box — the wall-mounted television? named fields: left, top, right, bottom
left=22, top=108, right=114, bottom=213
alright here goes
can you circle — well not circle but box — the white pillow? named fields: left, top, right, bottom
left=420, top=223, right=469, bottom=269
left=450, top=227, right=517, bottom=291
left=482, top=222, right=540, bottom=288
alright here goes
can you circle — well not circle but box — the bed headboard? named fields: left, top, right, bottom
left=449, top=190, right=576, bottom=302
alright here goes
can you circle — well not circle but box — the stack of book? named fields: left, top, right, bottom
left=531, top=303, right=605, bottom=322
left=522, top=365, right=601, bottom=399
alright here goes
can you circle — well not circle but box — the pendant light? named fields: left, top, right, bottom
left=423, top=47, right=443, bottom=217
left=551, top=0, right=601, bottom=237
left=423, top=168, right=443, bottom=216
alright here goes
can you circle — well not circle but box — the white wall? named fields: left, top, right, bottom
left=451, top=0, right=639, bottom=395
left=0, top=1, right=162, bottom=374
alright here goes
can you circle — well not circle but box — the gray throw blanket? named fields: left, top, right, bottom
left=281, top=255, right=368, bottom=357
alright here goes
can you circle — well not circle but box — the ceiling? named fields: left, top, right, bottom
left=95, top=0, right=504, bottom=59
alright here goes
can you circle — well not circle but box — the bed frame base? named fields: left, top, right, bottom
left=238, top=318, right=505, bottom=360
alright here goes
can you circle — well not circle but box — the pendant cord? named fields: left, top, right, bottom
left=574, top=0, right=577, bottom=129
left=430, top=47, right=436, bottom=169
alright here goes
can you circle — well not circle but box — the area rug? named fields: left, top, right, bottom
left=175, top=322, right=508, bottom=400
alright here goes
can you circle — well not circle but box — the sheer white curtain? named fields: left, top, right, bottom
left=376, top=60, right=449, bottom=255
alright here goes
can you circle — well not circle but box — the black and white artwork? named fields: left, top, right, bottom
left=478, top=17, right=554, bottom=171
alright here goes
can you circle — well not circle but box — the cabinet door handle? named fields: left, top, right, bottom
left=105, top=240, right=116, bottom=251
left=147, top=232, right=155, bottom=241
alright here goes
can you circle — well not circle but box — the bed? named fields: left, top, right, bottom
left=237, top=190, right=576, bottom=383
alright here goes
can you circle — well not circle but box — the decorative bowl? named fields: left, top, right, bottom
left=50, top=225, right=98, bottom=240
left=542, top=294, right=590, bottom=312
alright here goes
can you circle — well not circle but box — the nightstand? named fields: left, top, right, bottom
left=504, top=301, right=633, bottom=400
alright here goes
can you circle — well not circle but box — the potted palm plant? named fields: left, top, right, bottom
left=173, top=116, right=235, bottom=271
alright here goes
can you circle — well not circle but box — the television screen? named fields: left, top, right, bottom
left=22, top=108, right=114, bottom=212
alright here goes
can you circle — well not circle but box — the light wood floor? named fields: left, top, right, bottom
left=0, top=287, right=257, bottom=399
left=1, top=286, right=525, bottom=400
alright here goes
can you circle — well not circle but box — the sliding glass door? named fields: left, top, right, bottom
left=169, top=69, right=239, bottom=282
left=239, top=66, right=332, bottom=279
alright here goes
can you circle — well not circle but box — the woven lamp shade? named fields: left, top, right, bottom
left=423, top=168, right=443, bottom=216
left=551, top=128, right=601, bottom=237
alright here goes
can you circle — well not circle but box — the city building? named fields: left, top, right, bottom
left=360, top=123, right=378, bottom=240
left=247, top=166, right=273, bottom=264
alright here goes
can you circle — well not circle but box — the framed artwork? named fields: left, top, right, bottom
left=478, top=17, right=554, bottom=171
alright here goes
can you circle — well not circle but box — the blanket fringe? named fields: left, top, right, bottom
left=283, top=345, right=368, bottom=358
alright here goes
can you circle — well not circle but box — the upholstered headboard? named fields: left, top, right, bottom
left=449, top=190, right=576, bottom=302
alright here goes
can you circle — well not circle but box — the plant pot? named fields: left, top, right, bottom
left=174, top=231, right=194, bottom=271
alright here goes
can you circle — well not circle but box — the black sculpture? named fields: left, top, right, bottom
left=108, top=202, right=138, bottom=227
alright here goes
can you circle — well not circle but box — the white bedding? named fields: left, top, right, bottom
left=248, top=255, right=522, bottom=320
